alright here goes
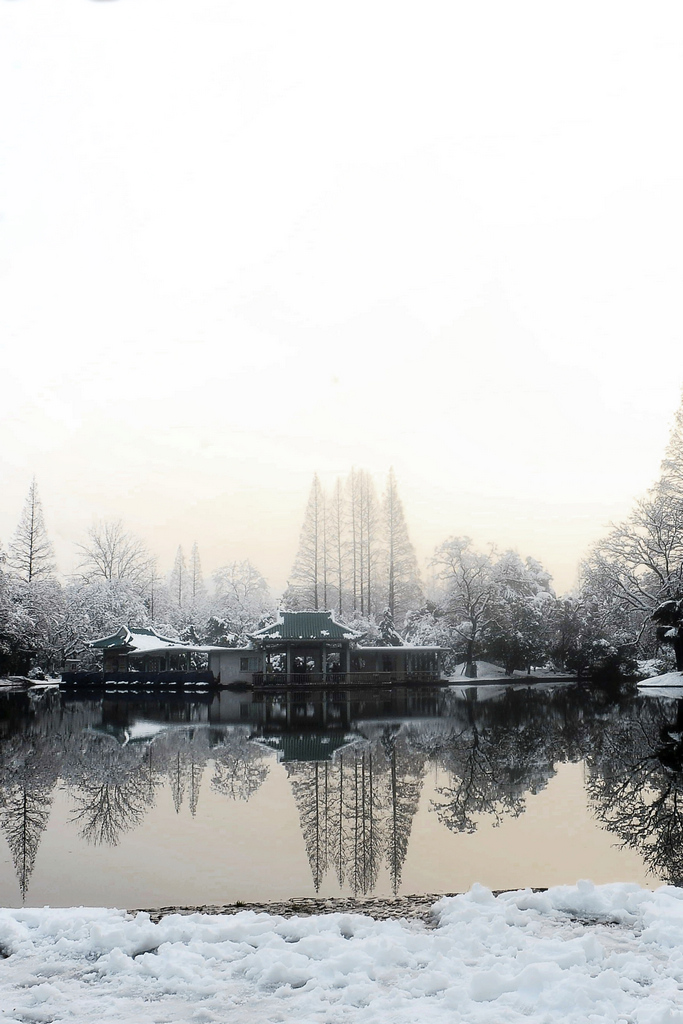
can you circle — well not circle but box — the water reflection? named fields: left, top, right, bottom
left=586, top=695, right=683, bottom=886
left=286, top=729, right=426, bottom=893
left=2, top=684, right=683, bottom=901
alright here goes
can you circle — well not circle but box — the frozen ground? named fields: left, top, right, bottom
left=638, top=670, right=683, bottom=688
left=3, top=883, right=683, bottom=1023
left=448, top=661, right=573, bottom=682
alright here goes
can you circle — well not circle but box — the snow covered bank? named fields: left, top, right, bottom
left=638, top=670, right=683, bottom=688
left=3, top=883, right=683, bottom=1022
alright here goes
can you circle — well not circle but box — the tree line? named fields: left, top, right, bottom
left=283, top=468, right=422, bottom=623
left=9, top=386, right=683, bottom=681
left=0, top=480, right=274, bottom=674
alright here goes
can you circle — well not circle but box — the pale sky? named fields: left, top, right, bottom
left=2, top=0, right=683, bottom=596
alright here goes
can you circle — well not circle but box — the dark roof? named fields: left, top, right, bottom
left=89, top=626, right=135, bottom=651
left=251, top=611, right=363, bottom=642
left=259, top=732, right=356, bottom=762
left=89, top=626, right=187, bottom=652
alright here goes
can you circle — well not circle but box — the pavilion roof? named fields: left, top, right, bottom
left=89, top=626, right=220, bottom=655
left=257, top=731, right=358, bottom=762
left=251, top=611, right=364, bottom=643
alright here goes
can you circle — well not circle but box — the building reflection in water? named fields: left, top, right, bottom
left=2, top=684, right=683, bottom=900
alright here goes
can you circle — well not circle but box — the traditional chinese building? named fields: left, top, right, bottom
left=88, top=626, right=218, bottom=675
left=208, top=611, right=445, bottom=686
left=82, top=613, right=445, bottom=687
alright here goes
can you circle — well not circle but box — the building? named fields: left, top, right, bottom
left=82, top=613, right=445, bottom=687
left=208, top=611, right=445, bottom=686
left=88, top=626, right=218, bottom=675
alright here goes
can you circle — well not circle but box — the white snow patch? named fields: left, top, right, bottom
left=450, top=660, right=509, bottom=680
left=638, top=670, right=683, bottom=688
left=2, top=883, right=683, bottom=1022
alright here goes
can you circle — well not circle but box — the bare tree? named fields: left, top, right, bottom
left=76, top=520, right=155, bottom=595
left=8, top=478, right=55, bottom=583
left=211, top=559, right=272, bottom=642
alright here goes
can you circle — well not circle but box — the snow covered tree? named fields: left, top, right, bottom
left=76, top=520, right=155, bottom=596
left=380, top=468, right=422, bottom=624
left=431, top=537, right=499, bottom=677
left=211, top=560, right=273, bottom=643
left=286, top=474, right=327, bottom=610
left=188, top=542, right=206, bottom=608
left=168, top=546, right=188, bottom=609
left=346, top=469, right=380, bottom=618
left=64, top=578, right=149, bottom=651
left=485, top=552, right=555, bottom=674
left=0, top=550, right=35, bottom=674
left=581, top=490, right=683, bottom=655
left=377, top=608, right=405, bottom=646
left=327, top=478, right=348, bottom=616
left=8, top=478, right=55, bottom=583
left=658, top=387, right=683, bottom=497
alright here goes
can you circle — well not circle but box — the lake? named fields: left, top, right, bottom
left=0, top=681, right=680, bottom=908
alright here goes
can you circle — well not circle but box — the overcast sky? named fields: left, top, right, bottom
left=2, top=0, right=683, bottom=596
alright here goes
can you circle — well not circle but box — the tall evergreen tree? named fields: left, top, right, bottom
left=359, top=470, right=380, bottom=618
left=169, top=545, right=187, bottom=608
left=659, top=387, right=683, bottom=496
left=287, top=474, right=327, bottom=610
left=348, top=470, right=380, bottom=617
left=188, top=542, right=206, bottom=606
left=327, top=478, right=347, bottom=616
left=347, top=470, right=360, bottom=613
left=8, top=478, right=55, bottom=583
left=381, top=468, right=423, bottom=623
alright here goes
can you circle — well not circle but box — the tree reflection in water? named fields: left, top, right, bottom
left=286, top=728, right=426, bottom=894
left=64, top=734, right=159, bottom=846
left=586, top=695, right=683, bottom=886
left=4, top=685, right=683, bottom=901
left=0, top=733, right=58, bottom=900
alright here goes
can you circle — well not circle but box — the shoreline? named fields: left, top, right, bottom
left=131, top=889, right=551, bottom=924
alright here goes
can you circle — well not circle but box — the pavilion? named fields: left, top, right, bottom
left=88, top=626, right=219, bottom=675
left=208, top=611, right=445, bottom=686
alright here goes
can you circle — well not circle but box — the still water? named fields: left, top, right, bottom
left=0, top=682, right=680, bottom=908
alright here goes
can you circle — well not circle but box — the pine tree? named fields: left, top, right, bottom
left=8, top=478, right=55, bottom=583
left=381, top=468, right=423, bottom=624
left=327, top=478, right=347, bottom=616
left=659, top=387, right=683, bottom=495
left=355, top=470, right=380, bottom=618
left=347, top=470, right=360, bottom=613
left=169, top=546, right=187, bottom=608
left=287, top=474, right=327, bottom=610
left=188, top=542, right=206, bottom=607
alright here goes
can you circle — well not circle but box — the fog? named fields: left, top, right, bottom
left=2, top=0, right=683, bottom=593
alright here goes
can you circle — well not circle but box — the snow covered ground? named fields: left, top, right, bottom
left=638, top=671, right=683, bottom=688
left=448, top=661, right=572, bottom=682
left=3, top=883, right=683, bottom=1023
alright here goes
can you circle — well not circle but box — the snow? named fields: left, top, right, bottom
left=2, top=883, right=683, bottom=1022
left=450, top=660, right=511, bottom=680
left=638, top=671, right=683, bottom=688
left=636, top=658, right=667, bottom=679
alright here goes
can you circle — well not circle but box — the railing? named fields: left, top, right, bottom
left=252, top=671, right=442, bottom=687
